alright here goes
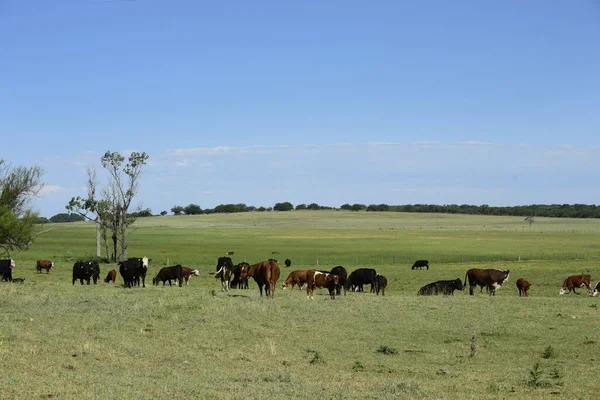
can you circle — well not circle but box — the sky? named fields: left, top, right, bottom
left=1, top=0, right=599, bottom=217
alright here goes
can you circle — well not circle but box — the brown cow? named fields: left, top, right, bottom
left=104, top=269, right=117, bottom=283
left=182, top=267, right=200, bottom=286
left=464, top=268, right=510, bottom=296
left=36, top=259, right=54, bottom=274
left=516, top=278, right=531, bottom=297
left=306, top=270, right=340, bottom=300
left=239, top=259, right=281, bottom=298
left=282, top=270, right=310, bottom=290
left=559, top=275, right=591, bottom=295
left=375, top=274, right=388, bottom=296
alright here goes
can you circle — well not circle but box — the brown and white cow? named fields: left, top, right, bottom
left=104, top=269, right=117, bottom=284
left=559, top=275, right=592, bottom=295
left=306, top=270, right=340, bottom=300
left=282, top=270, right=310, bottom=290
left=516, top=278, right=531, bottom=297
left=182, top=267, right=200, bottom=286
left=464, top=268, right=510, bottom=296
left=239, top=259, right=281, bottom=298
left=36, top=259, right=54, bottom=274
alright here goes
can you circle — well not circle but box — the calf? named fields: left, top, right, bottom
left=104, top=269, right=117, bottom=284
left=375, top=274, right=388, bottom=296
left=282, top=269, right=310, bottom=290
left=418, top=278, right=463, bottom=296
left=36, top=259, right=54, bottom=274
left=181, top=267, right=200, bottom=286
left=153, top=265, right=183, bottom=287
left=230, top=262, right=249, bottom=289
left=284, top=258, right=292, bottom=268
left=411, top=260, right=429, bottom=270
left=516, top=278, right=531, bottom=297
left=0, top=259, right=16, bottom=282
left=559, top=275, right=591, bottom=295
left=306, top=270, right=340, bottom=300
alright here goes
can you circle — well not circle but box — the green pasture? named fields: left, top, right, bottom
left=2, top=211, right=600, bottom=399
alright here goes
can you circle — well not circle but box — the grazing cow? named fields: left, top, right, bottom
left=464, top=268, right=510, bottom=296
left=152, top=265, right=183, bottom=287
left=181, top=267, right=200, bottom=286
left=418, top=278, right=463, bottom=296
left=593, top=282, right=600, bottom=297
left=411, top=260, right=430, bottom=270
left=285, top=258, right=292, bottom=268
left=375, top=274, right=388, bottom=296
left=282, top=269, right=310, bottom=290
left=346, top=268, right=377, bottom=293
left=330, top=265, right=348, bottom=295
left=239, top=259, right=281, bottom=298
left=306, top=270, right=340, bottom=300
left=230, top=262, right=249, bottom=289
left=215, top=257, right=235, bottom=292
left=516, top=278, right=531, bottom=297
left=72, top=261, right=97, bottom=285
left=0, top=259, right=16, bottom=282
left=559, top=275, right=592, bottom=295
left=104, top=269, right=117, bottom=284
left=36, top=259, right=54, bottom=274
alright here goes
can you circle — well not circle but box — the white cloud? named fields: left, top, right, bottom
left=36, top=184, right=64, bottom=197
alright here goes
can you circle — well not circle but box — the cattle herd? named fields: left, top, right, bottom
left=1, top=257, right=599, bottom=299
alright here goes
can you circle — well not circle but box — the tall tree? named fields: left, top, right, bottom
left=0, top=160, right=44, bottom=256
left=101, top=151, right=149, bottom=261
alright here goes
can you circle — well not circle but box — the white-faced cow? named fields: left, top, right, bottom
left=559, top=275, right=592, bottom=295
left=36, top=259, right=54, bottom=274
left=464, top=268, right=510, bottom=296
left=306, top=270, right=340, bottom=300
left=418, top=278, right=463, bottom=296
left=0, top=259, right=16, bottom=282
left=181, top=267, right=200, bottom=286
left=215, top=256, right=235, bottom=292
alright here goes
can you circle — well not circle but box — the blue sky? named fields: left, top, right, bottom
left=1, top=1, right=599, bottom=217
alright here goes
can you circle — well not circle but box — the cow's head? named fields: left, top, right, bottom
left=453, top=278, right=464, bottom=291
left=593, top=289, right=599, bottom=297
left=559, top=287, right=567, bottom=295
left=192, top=269, right=200, bottom=276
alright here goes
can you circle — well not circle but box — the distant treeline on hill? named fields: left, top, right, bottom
left=42, top=202, right=600, bottom=223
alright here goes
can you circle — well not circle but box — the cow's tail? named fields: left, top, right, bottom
left=463, top=270, right=469, bottom=289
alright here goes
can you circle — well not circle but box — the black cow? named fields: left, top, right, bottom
left=230, top=262, right=249, bottom=289
left=0, top=259, right=15, bottom=282
left=284, top=258, right=292, bottom=268
left=411, top=260, right=429, bottom=270
left=418, top=278, right=464, bottom=295
left=118, top=257, right=149, bottom=288
left=330, top=265, right=348, bottom=295
left=153, top=265, right=183, bottom=287
left=72, top=261, right=97, bottom=285
left=375, top=274, right=388, bottom=296
left=346, top=268, right=377, bottom=293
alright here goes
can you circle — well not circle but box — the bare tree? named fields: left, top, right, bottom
left=100, top=151, right=149, bottom=261
left=67, top=167, right=103, bottom=257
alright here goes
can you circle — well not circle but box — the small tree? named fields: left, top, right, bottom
left=171, top=205, right=184, bottom=215
left=160, top=210, right=168, bottom=216
left=0, top=160, right=44, bottom=256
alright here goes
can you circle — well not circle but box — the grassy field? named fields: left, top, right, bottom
left=1, top=211, right=600, bottom=399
